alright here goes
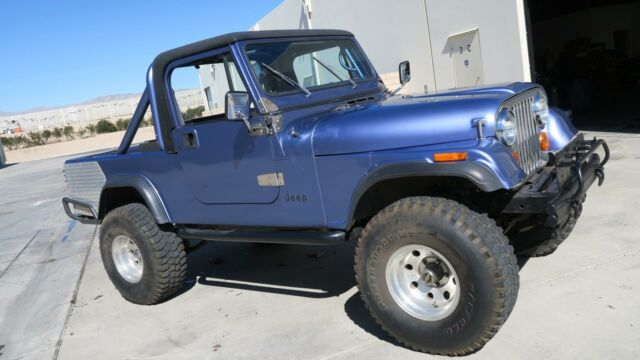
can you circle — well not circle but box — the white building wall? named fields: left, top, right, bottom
left=198, top=64, right=230, bottom=115
left=254, top=0, right=436, bottom=95
left=254, top=0, right=530, bottom=94
left=306, top=0, right=437, bottom=95
left=425, top=0, right=530, bottom=90
left=252, top=0, right=312, bottom=30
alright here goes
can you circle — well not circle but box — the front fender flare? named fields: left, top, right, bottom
left=100, top=175, right=171, bottom=224
left=347, top=160, right=503, bottom=226
left=547, top=107, right=578, bottom=153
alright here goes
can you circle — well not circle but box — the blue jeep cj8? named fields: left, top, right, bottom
left=62, top=30, right=608, bottom=355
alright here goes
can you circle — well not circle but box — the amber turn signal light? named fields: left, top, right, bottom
left=434, top=152, right=468, bottom=162
left=511, top=149, right=521, bottom=164
left=539, top=132, right=549, bottom=151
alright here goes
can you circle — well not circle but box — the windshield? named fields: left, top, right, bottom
left=244, top=39, right=373, bottom=95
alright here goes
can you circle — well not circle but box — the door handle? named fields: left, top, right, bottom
left=182, top=131, right=198, bottom=149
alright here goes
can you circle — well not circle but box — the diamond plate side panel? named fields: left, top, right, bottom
left=63, top=161, right=106, bottom=210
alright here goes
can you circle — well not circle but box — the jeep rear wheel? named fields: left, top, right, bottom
left=100, top=203, right=187, bottom=305
left=355, top=197, right=519, bottom=355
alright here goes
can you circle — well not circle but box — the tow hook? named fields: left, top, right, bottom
left=596, top=167, right=605, bottom=186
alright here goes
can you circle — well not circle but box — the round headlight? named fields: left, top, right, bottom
left=532, top=90, right=549, bottom=129
left=496, top=108, right=517, bottom=146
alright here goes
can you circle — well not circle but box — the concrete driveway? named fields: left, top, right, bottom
left=0, top=156, right=95, bottom=359
left=1, top=131, right=639, bottom=359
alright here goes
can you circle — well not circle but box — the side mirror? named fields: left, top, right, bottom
left=387, top=61, right=411, bottom=97
left=225, top=92, right=270, bottom=136
left=399, top=61, right=411, bottom=85
left=225, top=91, right=250, bottom=122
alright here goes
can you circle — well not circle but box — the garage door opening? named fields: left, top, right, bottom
left=528, top=0, right=640, bottom=132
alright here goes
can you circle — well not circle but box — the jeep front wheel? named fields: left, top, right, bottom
left=355, top=197, right=519, bottom=355
left=99, top=203, right=187, bottom=305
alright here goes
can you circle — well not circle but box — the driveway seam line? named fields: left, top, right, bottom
left=0, top=229, right=41, bottom=279
left=52, top=224, right=98, bottom=360
left=523, top=247, right=640, bottom=291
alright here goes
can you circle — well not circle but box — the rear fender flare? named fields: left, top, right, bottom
left=100, top=175, right=171, bottom=224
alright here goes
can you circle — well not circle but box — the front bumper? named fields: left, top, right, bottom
left=503, top=134, right=609, bottom=227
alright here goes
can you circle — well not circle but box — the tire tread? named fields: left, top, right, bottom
left=102, top=203, right=187, bottom=304
left=527, top=217, right=577, bottom=257
left=354, top=196, right=519, bottom=355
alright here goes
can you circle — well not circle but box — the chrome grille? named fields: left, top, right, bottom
left=502, top=91, right=544, bottom=176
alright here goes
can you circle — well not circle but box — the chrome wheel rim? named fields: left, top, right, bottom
left=385, top=244, right=460, bottom=321
left=112, top=235, right=144, bottom=283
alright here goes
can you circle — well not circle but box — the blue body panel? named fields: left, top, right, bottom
left=315, top=138, right=524, bottom=229
left=64, top=34, right=579, bottom=231
left=171, top=121, right=279, bottom=204
left=313, top=94, right=504, bottom=156
left=547, top=107, right=578, bottom=152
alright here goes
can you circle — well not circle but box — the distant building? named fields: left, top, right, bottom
left=198, top=64, right=236, bottom=116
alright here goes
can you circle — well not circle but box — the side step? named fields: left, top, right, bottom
left=177, top=227, right=346, bottom=245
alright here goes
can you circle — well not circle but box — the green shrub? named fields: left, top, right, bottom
left=63, top=126, right=75, bottom=140
left=52, top=127, right=63, bottom=139
left=115, top=118, right=130, bottom=131
left=42, top=129, right=52, bottom=142
left=95, top=119, right=118, bottom=134
left=182, top=106, right=205, bottom=121
left=28, top=132, right=45, bottom=146
left=0, top=136, right=11, bottom=150
left=85, top=124, right=97, bottom=135
left=141, top=116, right=153, bottom=127
left=12, top=135, right=26, bottom=149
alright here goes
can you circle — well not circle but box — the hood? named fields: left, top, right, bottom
left=312, top=82, right=538, bottom=156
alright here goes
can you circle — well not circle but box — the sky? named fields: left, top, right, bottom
left=0, top=0, right=282, bottom=113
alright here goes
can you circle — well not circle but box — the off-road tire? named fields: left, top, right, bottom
left=355, top=197, right=519, bottom=355
left=524, top=217, right=577, bottom=257
left=100, top=203, right=187, bottom=305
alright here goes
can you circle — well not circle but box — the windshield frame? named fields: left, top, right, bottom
left=239, top=36, right=377, bottom=99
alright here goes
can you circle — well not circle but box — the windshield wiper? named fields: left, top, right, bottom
left=260, top=63, right=311, bottom=96
left=311, top=56, right=357, bottom=88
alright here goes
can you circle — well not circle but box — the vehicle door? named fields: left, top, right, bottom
left=169, top=49, right=279, bottom=204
